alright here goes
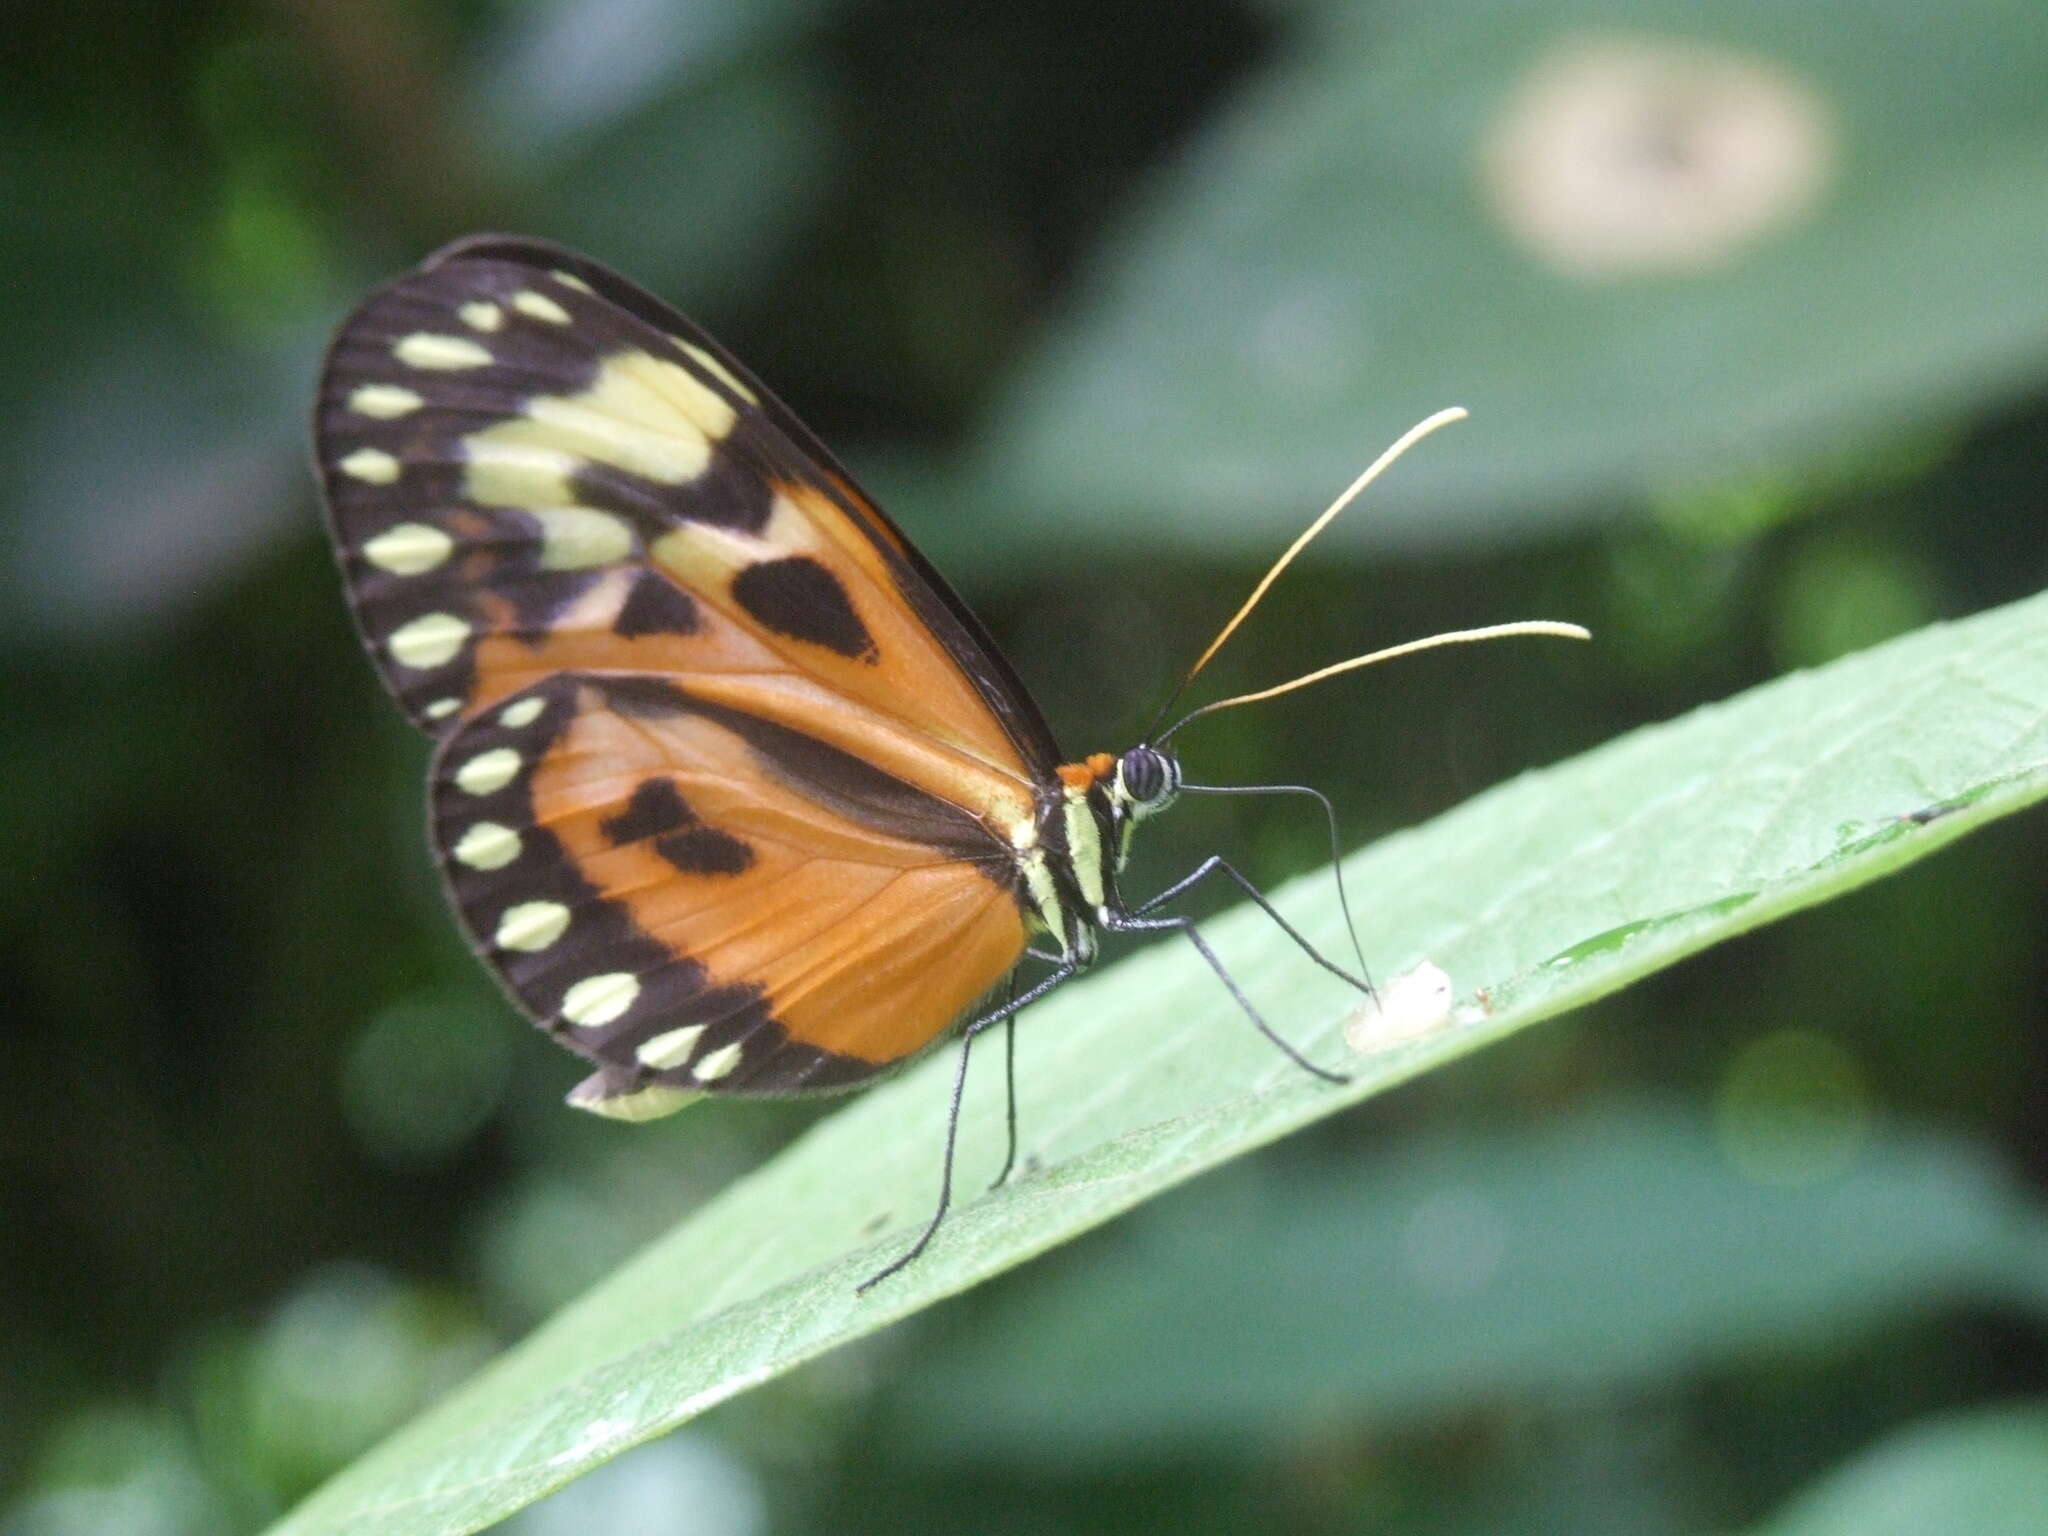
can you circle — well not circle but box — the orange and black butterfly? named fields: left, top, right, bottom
left=315, top=236, right=1579, bottom=1286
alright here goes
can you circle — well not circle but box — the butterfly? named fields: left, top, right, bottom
left=315, top=235, right=1582, bottom=1288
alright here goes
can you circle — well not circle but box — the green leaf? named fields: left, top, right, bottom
left=968, top=0, right=2048, bottom=557
left=269, top=587, right=2048, bottom=1535
left=885, top=1106, right=2048, bottom=1462
left=1753, top=1404, right=2048, bottom=1536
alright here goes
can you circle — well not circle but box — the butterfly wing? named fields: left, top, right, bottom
left=431, top=673, right=1031, bottom=1113
left=315, top=237, right=1052, bottom=1110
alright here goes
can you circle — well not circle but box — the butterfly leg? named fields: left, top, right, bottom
left=858, top=959, right=1078, bottom=1294
left=1177, top=780, right=1370, bottom=979
left=1130, top=856, right=1373, bottom=995
left=990, top=975, right=1021, bottom=1191
left=1106, top=906, right=1350, bottom=1086
left=988, top=948, right=1078, bottom=1190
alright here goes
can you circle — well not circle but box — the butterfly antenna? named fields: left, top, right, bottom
left=1157, top=621, right=1592, bottom=744
left=1144, top=406, right=1470, bottom=740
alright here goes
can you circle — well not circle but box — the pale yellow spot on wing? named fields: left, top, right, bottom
left=462, top=349, right=735, bottom=508
left=454, top=747, right=521, bottom=795
left=339, top=447, right=400, bottom=484
left=424, top=697, right=462, bottom=720
left=387, top=612, right=470, bottom=668
left=636, top=1024, right=705, bottom=1070
left=452, top=821, right=521, bottom=870
left=458, top=300, right=504, bottom=331
left=568, top=1074, right=701, bottom=1120
left=552, top=270, right=595, bottom=294
left=692, top=1041, right=743, bottom=1082
left=534, top=506, right=633, bottom=570
left=499, top=698, right=546, bottom=729
left=362, top=521, right=453, bottom=576
left=496, top=901, right=569, bottom=952
left=560, top=972, right=639, bottom=1027
left=677, top=340, right=760, bottom=405
left=514, top=289, right=572, bottom=324
left=395, top=333, right=493, bottom=370
left=348, top=384, right=423, bottom=419
left=465, top=440, right=580, bottom=508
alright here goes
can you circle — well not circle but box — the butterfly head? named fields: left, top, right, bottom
left=1098, top=743, right=1181, bottom=881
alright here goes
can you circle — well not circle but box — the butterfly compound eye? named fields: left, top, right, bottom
left=1118, top=745, right=1175, bottom=807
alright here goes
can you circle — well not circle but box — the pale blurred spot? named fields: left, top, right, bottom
left=341, top=993, right=513, bottom=1166
left=0, top=1404, right=224, bottom=1536
left=1246, top=280, right=1368, bottom=398
left=249, top=1264, right=495, bottom=1475
left=513, top=1431, right=765, bottom=1536
left=1716, top=1029, right=1873, bottom=1187
left=1399, top=1184, right=1509, bottom=1301
left=1482, top=34, right=1837, bottom=278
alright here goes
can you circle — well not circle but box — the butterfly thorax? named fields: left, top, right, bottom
left=1019, top=745, right=1181, bottom=963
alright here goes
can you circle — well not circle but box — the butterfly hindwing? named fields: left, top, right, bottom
left=431, top=673, right=1032, bottom=1109
left=317, top=237, right=1058, bottom=1106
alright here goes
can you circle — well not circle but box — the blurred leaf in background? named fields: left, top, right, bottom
left=968, top=0, right=2048, bottom=557
left=1, top=0, right=2044, bottom=1532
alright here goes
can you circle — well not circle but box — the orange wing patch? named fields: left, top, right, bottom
left=432, top=671, right=1028, bottom=1102
left=537, top=685, right=1027, bottom=1064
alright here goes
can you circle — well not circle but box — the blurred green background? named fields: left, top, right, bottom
left=5, top=1, right=2047, bottom=1532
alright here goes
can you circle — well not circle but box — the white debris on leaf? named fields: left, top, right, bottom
left=1344, top=961, right=1457, bottom=1054
left=550, top=1414, right=629, bottom=1466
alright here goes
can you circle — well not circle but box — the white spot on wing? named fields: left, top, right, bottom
left=348, top=384, right=423, bottom=419
left=464, top=439, right=581, bottom=508
left=552, top=270, right=595, bottom=294
left=424, top=697, right=461, bottom=720
left=395, top=333, right=492, bottom=370
left=458, top=300, right=503, bottom=332
left=692, top=1041, right=743, bottom=1082
left=514, top=289, right=572, bottom=324
left=496, top=900, right=570, bottom=952
left=637, top=1024, right=705, bottom=1070
left=568, top=1076, right=701, bottom=1121
left=499, top=698, right=545, bottom=729
left=339, top=447, right=400, bottom=484
left=535, top=506, right=633, bottom=570
left=362, top=521, right=453, bottom=576
left=387, top=612, right=470, bottom=668
left=453, top=821, right=521, bottom=870
left=455, top=747, right=521, bottom=795
left=561, top=972, right=640, bottom=1027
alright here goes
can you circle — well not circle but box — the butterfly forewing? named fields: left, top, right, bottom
left=317, top=237, right=1056, bottom=1108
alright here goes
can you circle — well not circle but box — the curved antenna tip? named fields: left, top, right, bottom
left=1168, top=405, right=1476, bottom=703
left=1159, top=618, right=1593, bottom=742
